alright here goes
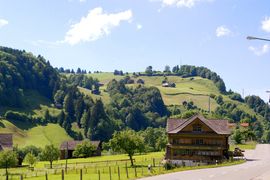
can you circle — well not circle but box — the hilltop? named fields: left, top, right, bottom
left=79, top=72, right=260, bottom=119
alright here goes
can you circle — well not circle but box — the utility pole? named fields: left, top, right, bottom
left=65, top=141, right=68, bottom=173
left=208, top=95, right=211, bottom=113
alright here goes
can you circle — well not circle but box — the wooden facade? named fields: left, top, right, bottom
left=166, top=115, right=230, bottom=164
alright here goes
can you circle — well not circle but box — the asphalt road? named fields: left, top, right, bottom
left=141, top=144, right=270, bottom=180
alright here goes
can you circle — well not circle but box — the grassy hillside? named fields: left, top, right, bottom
left=83, top=73, right=221, bottom=111
left=0, top=119, right=71, bottom=148
left=81, top=73, right=263, bottom=121
left=0, top=90, right=61, bottom=118
left=0, top=90, right=71, bottom=148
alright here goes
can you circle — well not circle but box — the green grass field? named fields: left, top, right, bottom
left=0, top=152, right=245, bottom=180
left=230, top=141, right=257, bottom=151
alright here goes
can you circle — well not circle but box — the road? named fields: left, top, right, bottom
left=141, top=144, right=270, bottom=180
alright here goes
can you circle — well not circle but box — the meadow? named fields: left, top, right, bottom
left=84, top=73, right=262, bottom=117
left=0, top=151, right=245, bottom=180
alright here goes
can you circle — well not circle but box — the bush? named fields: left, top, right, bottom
left=229, top=93, right=244, bottom=102
left=163, top=160, right=175, bottom=170
left=127, top=79, right=134, bottom=84
left=137, top=79, right=145, bottom=84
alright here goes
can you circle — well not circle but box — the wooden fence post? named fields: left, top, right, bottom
left=45, top=172, right=48, bottom=180
left=125, top=163, right=129, bottom=178
left=109, top=166, right=112, bottom=180
left=98, top=170, right=101, bottom=180
left=153, top=158, right=155, bottom=167
left=141, top=166, right=143, bottom=176
left=61, top=169, right=64, bottom=180
left=20, top=174, right=23, bottom=180
left=80, top=169, right=82, bottom=180
left=134, top=166, right=137, bottom=177
left=118, top=166, right=120, bottom=180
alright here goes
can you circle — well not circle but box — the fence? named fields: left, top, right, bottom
left=0, top=157, right=243, bottom=180
left=0, top=157, right=163, bottom=180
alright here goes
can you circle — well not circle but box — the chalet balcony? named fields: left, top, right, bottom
left=168, top=143, right=227, bottom=150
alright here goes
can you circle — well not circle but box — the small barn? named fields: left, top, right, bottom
left=60, top=140, right=101, bottom=159
left=0, top=133, right=13, bottom=150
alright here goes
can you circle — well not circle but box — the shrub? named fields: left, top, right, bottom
left=163, top=160, right=175, bottom=170
left=137, top=79, right=145, bottom=84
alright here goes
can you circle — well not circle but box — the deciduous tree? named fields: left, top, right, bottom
left=39, top=145, right=59, bottom=169
left=108, top=129, right=144, bottom=166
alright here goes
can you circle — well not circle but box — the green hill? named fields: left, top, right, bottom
left=81, top=73, right=255, bottom=115
left=0, top=46, right=72, bottom=148
left=0, top=89, right=72, bottom=148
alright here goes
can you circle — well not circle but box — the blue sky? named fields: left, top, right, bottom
left=0, top=0, right=270, bottom=101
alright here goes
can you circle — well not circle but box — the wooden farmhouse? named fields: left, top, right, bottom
left=60, top=140, right=102, bottom=159
left=166, top=115, right=231, bottom=166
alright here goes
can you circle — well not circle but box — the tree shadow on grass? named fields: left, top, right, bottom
left=0, top=120, right=6, bottom=128
left=7, top=119, right=36, bottom=130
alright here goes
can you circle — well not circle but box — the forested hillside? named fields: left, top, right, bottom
left=0, top=47, right=169, bottom=147
left=0, top=46, right=270, bottom=148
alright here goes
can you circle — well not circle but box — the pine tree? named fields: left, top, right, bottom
left=63, top=93, right=75, bottom=119
left=58, top=110, right=65, bottom=126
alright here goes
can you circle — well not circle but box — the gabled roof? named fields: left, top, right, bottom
left=60, top=140, right=101, bottom=150
left=0, top=134, right=13, bottom=149
left=167, top=115, right=231, bottom=135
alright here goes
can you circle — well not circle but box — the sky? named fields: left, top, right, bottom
left=0, top=0, right=270, bottom=101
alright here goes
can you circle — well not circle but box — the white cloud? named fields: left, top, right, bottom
left=136, top=24, right=142, bottom=30
left=153, top=0, right=213, bottom=8
left=0, top=19, right=8, bottom=28
left=249, top=44, right=270, bottom=56
left=79, top=0, right=86, bottom=2
left=262, top=17, right=270, bottom=33
left=64, top=7, right=132, bottom=45
left=216, top=26, right=231, bottom=37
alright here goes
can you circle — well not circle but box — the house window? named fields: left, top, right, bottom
left=195, top=139, right=203, bottom=145
left=172, top=139, right=177, bottom=144
left=193, top=124, right=202, bottom=132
